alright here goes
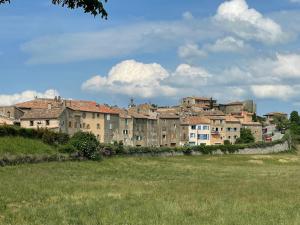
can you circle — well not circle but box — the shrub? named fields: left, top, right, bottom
left=58, top=144, right=76, bottom=154
left=70, top=131, right=100, bottom=160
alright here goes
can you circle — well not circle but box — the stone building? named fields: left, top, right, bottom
left=130, top=112, right=158, bottom=147
left=209, top=116, right=226, bottom=145
left=158, top=114, right=181, bottom=147
left=224, top=116, right=241, bottom=144
left=242, top=122, right=263, bottom=142
left=219, top=100, right=256, bottom=114
left=20, top=108, right=66, bottom=132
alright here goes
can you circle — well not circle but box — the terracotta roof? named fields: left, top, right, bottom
left=15, top=98, right=63, bottom=109
left=128, top=112, right=150, bottom=119
left=159, top=114, right=180, bottom=119
left=21, top=108, right=64, bottom=120
left=65, top=100, right=119, bottom=114
left=182, top=116, right=210, bottom=125
left=225, top=115, right=241, bottom=123
left=113, top=108, right=131, bottom=119
left=203, top=110, right=225, bottom=116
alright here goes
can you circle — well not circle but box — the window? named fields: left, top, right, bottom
left=83, top=123, right=86, bottom=129
left=87, top=124, right=90, bottom=129
left=190, top=133, right=196, bottom=138
left=109, top=123, right=112, bottom=130
left=216, top=127, right=219, bottom=132
left=227, top=128, right=231, bottom=132
left=197, top=125, right=202, bottom=130
left=30, top=121, right=34, bottom=126
left=97, top=124, right=100, bottom=129
left=97, top=113, right=100, bottom=118
left=228, top=136, right=231, bottom=139
left=191, top=125, right=196, bottom=130
left=107, top=114, right=110, bottom=121
left=136, top=136, right=142, bottom=141
left=69, top=121, right=72, bottom=128
left=82, top=112, right=86, bottom=118
left=234, top=128, right=238, bottom=132
left=46, top=120, right=50, bottom=126
left=198, top=134, right=209, bottom=140
left=92, top=113, right=95, bottom=119
left=125, top=119, right=128, bottom=125
left=123, top=130, right=128, bottom=135
left=162, top=134, right=166, bottom=139
left=203, top=125, right=209, bottom=130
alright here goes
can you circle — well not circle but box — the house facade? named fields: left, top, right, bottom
left=158, top=114, right=181, bottom=147
left=183, top=117, right=211, bottom=146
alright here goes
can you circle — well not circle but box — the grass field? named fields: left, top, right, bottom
left=0, top=137, right=57, bottom=156
left=0, top=154, right=300, bottom=225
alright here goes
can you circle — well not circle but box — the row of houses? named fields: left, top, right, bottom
left=0, top=96, right=264, bottom=147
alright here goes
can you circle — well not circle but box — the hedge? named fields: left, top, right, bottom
left=0, top=125, right=69, bottom=146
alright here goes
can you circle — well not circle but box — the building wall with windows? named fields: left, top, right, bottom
left=224, top=121, right=241, bottom=144
left=210, top=117, right=226, bottom=145
left=242, top=122, right=263, bottom=142
left=104, top=113, right=120, bottom=144
left=188, top=123, right=211, bottom=146
left=158, top=115, right=181, bottom=147
left=116, top=116, right=134, bottom=146
left=21, top=118, right=61, bottom=131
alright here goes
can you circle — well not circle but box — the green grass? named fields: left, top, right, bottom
left=0, top=155, right=300, bottom=225
left=0, top=136, right=57, bottom=156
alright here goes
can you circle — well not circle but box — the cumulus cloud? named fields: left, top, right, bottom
left=182, top=11, right=194, bottom=20
left=215, top=0, right=285, bottom=43
left=82, top=60, right=218, bottom=99
left=82, top=60, right=176, bottom=98
left=273, top=53, right=300, bottom=77
left=0, top=89, right=59, bottom=106
left=250, top=85, right=298, bottom=100
left=205, top=36, right=250, bottom=53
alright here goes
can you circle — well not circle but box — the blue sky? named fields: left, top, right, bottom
left=1, top=0, right=300, bottom=115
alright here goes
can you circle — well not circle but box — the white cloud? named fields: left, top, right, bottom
left=273, top=53, right=300, bottom=77
left=250, top=85, right=298, bottom=100
left=0, top=89, right=59, bottom=106
left=205, top=36, right=250, bottom=53
left=215, top=0, right=285, bottom=43
left=82, top=60, right=176, bottom=98
left=178, top=43, right=207, bottom=60
left=290, top=0, right=300, bottom=3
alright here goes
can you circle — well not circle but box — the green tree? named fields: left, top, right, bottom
left=290, top=111, right=300, bottom=124
left=273, top=115, right=289, bottom=132
left=0, top=0, right=108, bottom=19
left=236, top=128, right=255, bottom=144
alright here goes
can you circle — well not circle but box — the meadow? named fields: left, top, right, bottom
left=0, top=154, right=300, bottom=225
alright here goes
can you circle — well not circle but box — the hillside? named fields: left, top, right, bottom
left=0, top=136, right=57, bottom=156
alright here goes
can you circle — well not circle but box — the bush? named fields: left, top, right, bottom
left=58, top=144, right=76, bottom=154
left=70, top=131, right=100, bottom=160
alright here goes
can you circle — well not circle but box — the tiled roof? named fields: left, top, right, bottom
left=225, top=115, right=241, bottom=123
left=15, top=98, right=63, bottom=109
left=21, top=108, right=64, bottom=120
left=159, top=114, right=180, bottom=119
left=66, top=100, right=119, bottom=114
left=203, top=110, right=225, bottom=116
left=182, top=116, right=210, bottom=125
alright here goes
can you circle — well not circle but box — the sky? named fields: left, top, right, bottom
left=1, top=0, right=300, bottom=115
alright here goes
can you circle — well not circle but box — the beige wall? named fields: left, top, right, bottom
left=188, top=124, right=211, bottom=146
left=65, top=110, right=105, bottom=141
left=115, top=117, right=134, bottom=146
left=21, top=119, right=60, bottom=131
left=225, top=122, right=241, bottom=144
left=0, top=116, right=14, bottom=125
left=210, top=119, right=226, bottom=145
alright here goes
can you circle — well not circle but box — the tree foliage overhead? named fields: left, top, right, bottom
left=0, top=0, right=108, bottom=19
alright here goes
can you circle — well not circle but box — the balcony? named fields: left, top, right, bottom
left=211, top=131, right=220, bottom=135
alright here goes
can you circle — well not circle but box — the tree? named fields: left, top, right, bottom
left=0, top=0, right=108, bottom=19
left=236, top=128, right=255, bottom=144
left=290, top=111, right=300, bottom=125
left=273, top=115, right=289, bottom=132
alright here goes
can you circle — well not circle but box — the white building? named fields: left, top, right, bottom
left=184, top=117, right=211, bottom=146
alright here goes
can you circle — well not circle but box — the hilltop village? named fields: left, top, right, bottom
left=0, top=96, right=287, bottom=147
